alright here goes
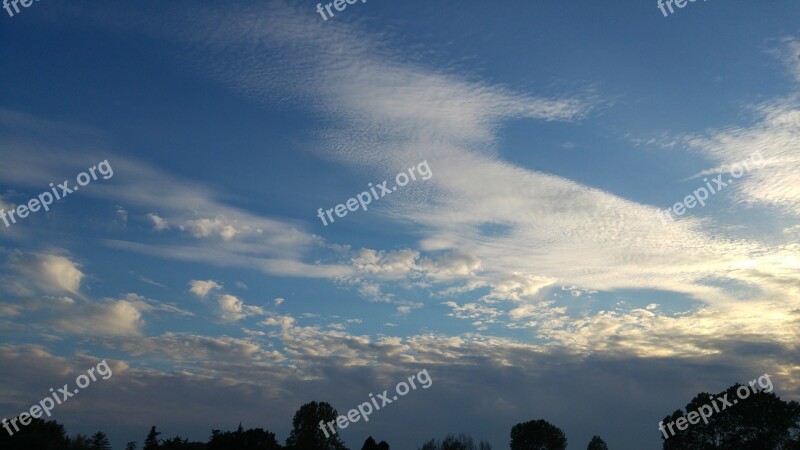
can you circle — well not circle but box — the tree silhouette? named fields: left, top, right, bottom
left=90, top=431, right=112, bottom=450
left=125, top=442, right=138, bottom=450
left=284, top=401, right=347, bottom=450
left=207, top=424, right=282, bottom=450
left=419, top=439, right=439, bottom=450
left=586, top=435, right=608, bottom=450
left=143, top=426, right=161, bottom=450
left=659, top=382, right=800, bottom=449
left=0, top=417, right=68, bottom=450
left=69, top=434, right=93, bottom=450
left=417, top=434, right=489, bottom=450
left=361, top=436, right=391, bottom=450
left=362, top=436, right=379, bottom=450
left=510, top=419, right=567, bottom=450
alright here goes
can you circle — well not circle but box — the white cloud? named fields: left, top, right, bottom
left=53, top=300, right=144, bottom=336
left=38, top=254, right=84, bottom=294
left=217, top=294, right=246, bottom=321
left=274, top=297, right=285, bottom=306
left=120, top=293, right=194, bottom=317
left=147, top=213, right=169, bottom=231
left=216, top=294, right=266, bottom=321
left=8, top=253, right=84, bottom=295
left=182, top=217, right=239, bottom=240
left=156, top=2, right=782, bottom=308
left=482, top=274, right=557, bottom=303
left=0, top=194, right=14, bottom=212
left=188, top=279, right=222, bottom=298
left=443, top=301, right=502, bottom=326
left=116, top=205, right=128, bottom=224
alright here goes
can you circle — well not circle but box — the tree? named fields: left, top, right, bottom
left=660, top=382, right=800, bottom=449
left=90, top=431, right=112, bottom=450
left=143, top=426, right=161, bottom=450
left=208, top=425, right=282, bottom=450
left=418, top=439, right=439, bottom=450
left=442, top=433, right=476, bottom=450
left=417, top=434, right=487, bottom=450
left=0, top=417, right=69, bottom=450
left=510, top=419, right=568, bottom=450
left=362, top=437, right=379, bottom=450
left=125, top=443, right=138, bottom=450
left=285, top=401, right=347, bottom=450
left=69, top=434, right=93, bottom=450
left=586, top=435, right=608, bottom=450
left=362, top=437, right=390, bottom=450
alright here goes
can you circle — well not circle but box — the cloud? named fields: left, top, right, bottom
left=115, top=205, right=128, bottom=224
left=182, top=217, right=239, bottom=240
left=188, top=279, right=222, bottom=298
left=274, top=297, right=285, bottom=306
left=52, top=299, right=144, bottom=336
left=0, top=194, right=14, bottom=212
left=769, top=36, right=800, bottom=83
left=482, top=274, right=558, bottom=303
left=0, top=110, right=337, bottom=280
left=147, top=213, right=169, bottom=231
left=139, top=276, right=167, bottom=288
left=685, top=99, right=800, bottom=217
left=443, top=301, right=502, bottom=330
left=120, top=293, right=194, bottom=317
left=7, top=252, right=84, bottom=295
left=216, top=294, right=265, bottom=322
left=139, top=1, right=785, bottom=310
left=217, top=294, right=246, bottom=321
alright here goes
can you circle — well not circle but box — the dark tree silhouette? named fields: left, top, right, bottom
left=419, top=439, right=439, bottom=450
left=417, top=434, right=489, bottom=450
left=143, top=426, right=161, bottom=450
left=207, top=424, right=282, bottom=450
left=161, top=435, right=205, bottom=450
left=69, top=434, right=93, bottom=450
left=362, top=436, right=391, bottom=450
left=586, top=435, right=608, bottom=450
left=90, top=431, right=112, bottom=450
left=510, top=419, right=567, bottom=450
left=659, top=382, right=800, bottom=449
left=362, top=436, right=379, bottom=450
left=284, top=401, right=347, bottom=450
left=0, top=417, right=68, bottom=450
left=125, top=442, right=138, bottom=450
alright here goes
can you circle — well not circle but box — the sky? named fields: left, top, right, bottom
left=0, top=0, right=799, bottom=449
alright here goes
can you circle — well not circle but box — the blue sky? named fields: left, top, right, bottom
left=1, top=1, right=799, bottom=449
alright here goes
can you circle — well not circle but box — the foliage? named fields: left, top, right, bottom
left=660, top=383, right=800, bottom=450
left=510, top=419, right=568, bottom=450
left=284, top=401, right=348, bottom=450
left=586, top=435, right=608, bottom=450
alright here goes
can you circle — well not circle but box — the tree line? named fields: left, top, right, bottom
left=1, top=380, right=798, bottom=449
